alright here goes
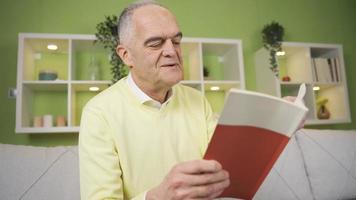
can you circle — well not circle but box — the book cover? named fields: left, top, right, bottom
left=204, top=88, right=308, bottom=200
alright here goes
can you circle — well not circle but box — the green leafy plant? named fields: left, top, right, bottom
left=262, top=21, right=285, bottom=77
left=94, top=15, right=127, bottom=83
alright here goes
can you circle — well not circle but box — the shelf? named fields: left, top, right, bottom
left=23, top=81, right=68, bottom=91
left=204, top=80, right=240, bottom=91
left=280, top=81, right=311, bottom=85
left=16, top=34, right=245, bottom=133
left=71, top=81, right=111, bottom=90
left=15, top=127, right=80, bottom=134
left=255, top=42, right=351, bottom=125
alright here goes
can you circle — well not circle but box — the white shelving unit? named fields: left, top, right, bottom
left=254, top=42, right=351, bottom=125
left=16, top=33, right=245, bottom=133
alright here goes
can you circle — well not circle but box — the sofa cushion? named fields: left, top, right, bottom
left=253, top=133, right=314, bottom=200
left=296, top=129, right=356, bottom=200
left=0, top=144, right=80, bottom=200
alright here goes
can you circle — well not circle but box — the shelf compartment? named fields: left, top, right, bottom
left=21, top=83, right=68, bottom=128
left=202, top=43, right=241, bottom=81
left=280, top=83, right=315, bottom=122
left=70, top=82, right=110, bottom=126
left=277, top=45, right=313, bottom=83
left=314, top=84, right=348, bottom=121
left=23, top=38, right=69, bottom=81
left=310, top=47, right=341, bottom=83
left=71, top=39, right=113, bottom=81
left=204, top=81, right=240, bottom=114
left=181, top=42, right=201, bottom=81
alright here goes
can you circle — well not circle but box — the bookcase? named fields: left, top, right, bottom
left=16, top=33, right=245, bottom=133
left=254, top=42, right=351, bottom=125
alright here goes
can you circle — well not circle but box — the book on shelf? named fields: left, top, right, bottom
left=204, top=85, right=308, bottom=200
left=312, top=57, right=341, bottom=83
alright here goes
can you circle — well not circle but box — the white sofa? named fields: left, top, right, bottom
left=1, top=128, right=356, bottom=200
left=254, top=128, right=356, bottom=200
left=0, top=144, right=79, bottom=200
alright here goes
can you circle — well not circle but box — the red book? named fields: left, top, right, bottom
left=204, top=87, right=308, bottom=200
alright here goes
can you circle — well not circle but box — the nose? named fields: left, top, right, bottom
left=162, top=39, right=176, bottom=57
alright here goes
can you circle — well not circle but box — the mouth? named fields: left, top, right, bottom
left=161, top=63, right=179, bottom=68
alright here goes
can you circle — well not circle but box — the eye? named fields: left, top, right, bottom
left=147, top=39, right=164, bottom=48
left=172, top=37, right=182, bottom=46
left=172, top=40, right=181, bottom=46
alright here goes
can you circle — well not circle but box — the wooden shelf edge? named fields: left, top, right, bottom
left=15, top=127, right=80, bottom=134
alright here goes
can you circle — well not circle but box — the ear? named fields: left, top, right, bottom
left=116, top=44, right=134, bottom=67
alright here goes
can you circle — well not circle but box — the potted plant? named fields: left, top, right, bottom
left=95, top=15, right=127, bottom=83
left=261, top=21, right=285, bottom=77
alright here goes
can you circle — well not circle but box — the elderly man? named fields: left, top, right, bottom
left=79, top=1, right=230, bottom=199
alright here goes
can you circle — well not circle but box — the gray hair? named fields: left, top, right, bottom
left=117, top=0, right=164, bottom=44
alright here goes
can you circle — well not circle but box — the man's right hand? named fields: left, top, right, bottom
left=146, top=159, right=230, bottom=200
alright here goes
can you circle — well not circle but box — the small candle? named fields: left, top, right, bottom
left=56, top=116, right=66, bottom=127
left=33, top=116, right=43, bottom=127
left=43, top=115, right=53, bottom=127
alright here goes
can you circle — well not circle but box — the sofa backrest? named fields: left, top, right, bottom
left=0, top=144, right=80, bottom=200
left=2, top=128, right=356, bottom=200
left=254, top=132, right=314, bottom=200
left=254, top=128, right=356, bottom=200
left=296, top=129, right=356, bottom=200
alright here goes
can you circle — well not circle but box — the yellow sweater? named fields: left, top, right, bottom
left=79, top=78, right=216, bottom=199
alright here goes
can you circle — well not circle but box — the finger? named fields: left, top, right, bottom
left=186, top=178, right=230, bottom=199
left=282, top=96, right=296, bottom=102
left=182, top=169, right=229, bottom=186
left=173, top=159, right=222, bottom=174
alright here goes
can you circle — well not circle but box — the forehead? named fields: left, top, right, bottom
left=131, top=5, right=180, bottom=39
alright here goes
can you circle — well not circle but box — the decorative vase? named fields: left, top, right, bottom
left=317, top=105, right=330, bottom=119
left=87, top=56, right=101, bottom=80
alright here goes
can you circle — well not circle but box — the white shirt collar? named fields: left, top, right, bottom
left=126, top=72, right=172, bottom=109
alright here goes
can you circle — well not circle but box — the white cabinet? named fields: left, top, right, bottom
left=255, top=42, right=351, bottom=125
left=16, top=33, right=245, bottom=133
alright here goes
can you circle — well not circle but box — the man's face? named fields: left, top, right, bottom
left=123, top=5, right=183, bottom=91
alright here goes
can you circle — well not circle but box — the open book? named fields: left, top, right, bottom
left=204, top=84, right=308, bottom=200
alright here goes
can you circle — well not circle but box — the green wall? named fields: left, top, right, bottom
left=1, top=0, right=355, bottom=146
